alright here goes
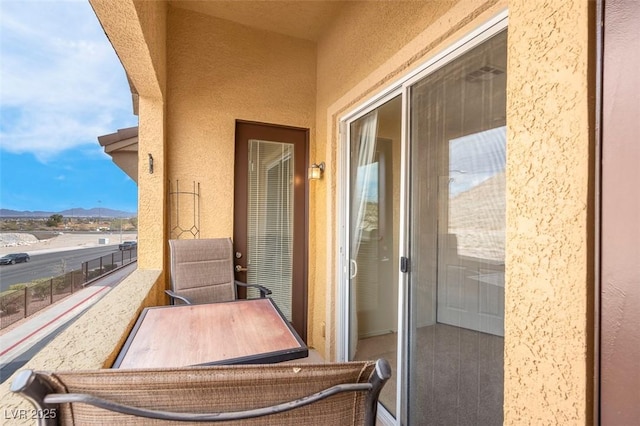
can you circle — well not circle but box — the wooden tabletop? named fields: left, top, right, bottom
left=113, top=298, right=307, bottom=369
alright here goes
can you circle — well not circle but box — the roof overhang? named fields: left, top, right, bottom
left=98, top=126, right=139, bottom=184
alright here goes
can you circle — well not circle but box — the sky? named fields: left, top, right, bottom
left=0, top=0, right=138, bottom=213
left=448, top=126, right=506, bottom=197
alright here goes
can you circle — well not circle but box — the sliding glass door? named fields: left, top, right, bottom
left=406, top=29, right=507, bottom=425
left=342, top=20, right=507, bottom=425
left=348, top=96, right=402, bottom=417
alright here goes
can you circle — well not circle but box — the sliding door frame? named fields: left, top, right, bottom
left=337, top=11, right=508, bottom=425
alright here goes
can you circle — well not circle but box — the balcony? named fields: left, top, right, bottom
left=0, top=268, right=160, bottom=418
left=0, top=266, right=326, bottom=425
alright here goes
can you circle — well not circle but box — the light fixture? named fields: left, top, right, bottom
left=148, top=153, right=154, bottom=174
left=308, top=162, right=325, bottom=180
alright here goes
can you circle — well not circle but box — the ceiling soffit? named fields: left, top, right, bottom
left=168, top=0, right=345, bottom=42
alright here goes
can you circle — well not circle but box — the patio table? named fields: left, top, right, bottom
left=113, top=298, right=307, bottom=369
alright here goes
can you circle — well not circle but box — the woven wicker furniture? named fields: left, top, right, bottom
left=11, top=359, right=391, bottom=425
left=166, top=238, right=271, bottom=305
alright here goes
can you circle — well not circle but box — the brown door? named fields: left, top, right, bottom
left=234, top=120, right=308, bottom=342
left=600, top=0, right=640, bottom=423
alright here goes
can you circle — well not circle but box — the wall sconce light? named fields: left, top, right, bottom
left=308, top=162, right=325, bottom=180
left=148, top=153, right=154, bottom=174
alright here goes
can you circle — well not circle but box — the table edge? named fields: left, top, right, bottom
left=112, top=298, right=307, bottom=368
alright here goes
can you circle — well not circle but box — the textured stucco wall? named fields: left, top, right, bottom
left=505, top=1, right=593, bottom=423
left=131, top=0, right=167, bottom=271
left=133, top=0, right=167, bottom=96
left=137, top=96, right=166, bottom=269
left=90, top=0, right=165, bottom=100
left=165, top=6, right=316, bottom=240
left=0, top=270, right=163, bottom=425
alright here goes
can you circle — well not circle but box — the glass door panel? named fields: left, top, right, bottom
left=406, top=30, right=507, bottom=425
left=348, top=96, right=402, bottom=416
left=247, top=140, right=294, bottom=319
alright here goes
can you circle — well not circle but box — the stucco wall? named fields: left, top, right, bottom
left=165, top=6, right=316, bottom=239
left=133, top=0, right=167, bottom=97
left=130, top=0, right=167, bottom=271
left=505, top=0, right=593, bottom=423
left=137, top=96, right=167, bottom=269
left=90, top=0, right=165, bottom=100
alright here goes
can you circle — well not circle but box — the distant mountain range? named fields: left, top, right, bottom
left=0, top=208, right=136, bottom=219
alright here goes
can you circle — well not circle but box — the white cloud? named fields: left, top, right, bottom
left=0, top=0, right=137, bottom=162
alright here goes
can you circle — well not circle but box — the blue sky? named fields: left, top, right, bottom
left=0, top=0, right=138, bottom=213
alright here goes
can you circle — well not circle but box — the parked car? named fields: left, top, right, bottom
left=119, top=241, right=137, bottom=251
left=0, top=253, right=30, bottom=265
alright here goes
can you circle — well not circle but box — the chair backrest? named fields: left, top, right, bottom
left=10, top=359, right=391, bottom=426
left=169, top=238, right=237, bottom=303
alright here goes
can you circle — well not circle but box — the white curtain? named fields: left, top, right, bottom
left=349, top=110, right=378, bottom=359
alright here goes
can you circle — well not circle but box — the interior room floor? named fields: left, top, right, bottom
left=354, top=323, right=503, bottom=425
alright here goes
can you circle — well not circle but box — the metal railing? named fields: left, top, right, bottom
left=0, top=248, right=137, bottom=329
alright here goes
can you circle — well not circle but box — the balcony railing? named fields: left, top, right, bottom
left=0, top=248, right=137, bottom=329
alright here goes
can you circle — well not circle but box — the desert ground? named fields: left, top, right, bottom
left=0, top=233, right=136, bottom=256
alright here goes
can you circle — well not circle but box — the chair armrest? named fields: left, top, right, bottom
left=235, top=280, right=272, bottom=298
left=42, top=383, right=372, bottom=422
left=12, top=359, right=391, bottom=425
left=164, top=290, right=193, bottom=305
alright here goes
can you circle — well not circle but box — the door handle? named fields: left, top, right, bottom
left=235, top=265, right=248, bottom=272
left=350, top=259, right=358, bottom=279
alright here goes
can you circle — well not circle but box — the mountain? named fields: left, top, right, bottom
left=0, top=208, right=136, bottom=219
left=448, top=171, right=505, bottom=262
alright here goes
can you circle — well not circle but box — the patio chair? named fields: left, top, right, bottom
left=10, top=358, right=391, bottom=425
left=166, top=238, right=271, bottom=305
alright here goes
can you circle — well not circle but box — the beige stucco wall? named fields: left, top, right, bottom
left=505, top=0, right=593, bottom=423
left=165, top=6, right=316, bottom=240
left=90, top=0, right=165, bottom=100
left=131, top=0, right=167, bottom=271
left=132, top=0, right=167, bottom=96
left=137, top=96, right=167, bottom=269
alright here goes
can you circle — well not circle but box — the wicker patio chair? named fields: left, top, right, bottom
left=10, top=359, right=391, bottom=425
left=166, top=238, right=271, bottom=305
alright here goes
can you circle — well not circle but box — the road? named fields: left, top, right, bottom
left=0, top=246, right=122, bottom=291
